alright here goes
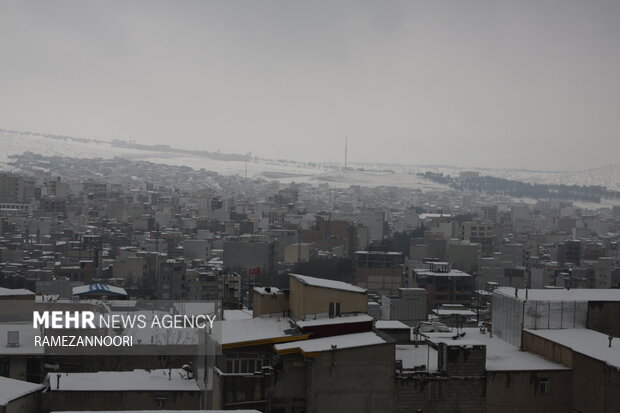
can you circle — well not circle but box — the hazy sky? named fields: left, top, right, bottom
left=1, top=1, right=619, bottom=171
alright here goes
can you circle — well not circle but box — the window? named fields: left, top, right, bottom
left=155, top=397, right=167, bottom=409
left=429, top=382, right=442, bottom=401
left=0, top=358, right=9, bottom=377
left=225, top=354, right=268, bottom=374
left=328, top=302, right=341, bottom=318
left=538, top=377, right=550, bottom=394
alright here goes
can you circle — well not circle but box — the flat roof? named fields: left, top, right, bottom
left=526, top=328, right=620, bottom=369
left=415, top=269, right=472, bottom=277
left=0, top=287, right=34, bottom=297
left=425, top=329, right=568, bottom=371
left=0, top=376, right=44, bottom=405
left=396, top=344, right=438, bottom=372
left=465, top=328, right=568, bottom=371
left=47, top=369, right=200, bottom=392
left=376, top=320, right=410, bottom=330
left=432, top=309, right=477, bottom=317
left=495, top=287, right=620, bottom=302
left=274, top=331, right=387, bottom=356
left=218, top=317, right=307, bottom=348
left=290, top=273, right=366, bottom=293
left=253, top=286, right=283, bottom=295
left=296, top=314, right=373, bottom=328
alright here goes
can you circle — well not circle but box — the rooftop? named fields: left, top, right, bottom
left=296, top=314, right=373, bottom=328
left=72, top=283, right=127, bottom=297
left=424, top=328, right=569, bottom=371
left=526, top=328, right=620, bottom=369
left=376, top=320, right=411, bottom=330
left=253, top=286, right=283, bottom=295
left=415, top=268, right=471, bottom=277
left=495, top=287, right=620, bottom=302
left=274, top=331, right=387, bottom=356
left=218, top=317, right=306, bottom=348
left=396, top=344, right=438, bottom=372
left=467, top=328, right=568, bottom=371
left=0, top=376, right=44, bottom=406
left=432, top=308, right=477, bottom=317
left=290, top=273, right=366, bottom=293
left=0, top=287, right=34, bottom=297
left=47, top=369, right=200, bottom=392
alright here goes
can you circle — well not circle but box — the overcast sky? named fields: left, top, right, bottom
left=1, top=1, right=619, bottom=171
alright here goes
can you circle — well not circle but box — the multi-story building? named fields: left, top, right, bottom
left=413, top=261, right=475, bottom=311
left=355, top=250, right=404, bottom=296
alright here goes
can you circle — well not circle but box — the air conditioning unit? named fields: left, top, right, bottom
left=7, top=331, right=19, bottom=347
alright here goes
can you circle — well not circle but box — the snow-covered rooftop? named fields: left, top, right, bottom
left=253, top=287, right=282, bottom=295
left=218, top=317, right=303, bottom=347
left=0, top=376, right=44, bottom=405
left=526, top=328, right=620, bottom=369
left=296, top=314, right=373, bottom=328
left=47, top=369, right=200, bottom=392
left=396, top=344, right=438, bottom=372
left=290, top=273, right=366, bottom=293
left=495, top=287, right=620, bottom=302
left=414, top=268, right=471, bottom=277
left=428, top=337, right=486, bottom=348
left=72, top=283, right=127, bottom=297
left=432, top=309, right=477, bottom=317
left=376, top=320, right=411, bottom=330
left=424, top=328, right=570, bottom=371
left=466, top=328, right=568, bottom=371
left=274, top=331, right=387, bottom=355
left=0, top=287, right=34, bottom=297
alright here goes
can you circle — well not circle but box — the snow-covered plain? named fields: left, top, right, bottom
left=2, top=129, right=619, bottom=191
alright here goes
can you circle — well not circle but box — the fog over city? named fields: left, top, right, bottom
left=3, top=3, right=620, bottom=413
left=2, top=0, right=620, bottom=170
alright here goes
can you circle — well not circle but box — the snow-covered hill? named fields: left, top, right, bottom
left=1, top=129, right=618, bottom=191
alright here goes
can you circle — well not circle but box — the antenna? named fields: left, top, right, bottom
left=344, top=136, right=348, bottom=169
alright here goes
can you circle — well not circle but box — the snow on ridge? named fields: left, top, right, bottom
left=1, top=129, right=618, bottom=190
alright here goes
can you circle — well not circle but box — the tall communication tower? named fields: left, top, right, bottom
left=344, top=136, right=348, bottom=169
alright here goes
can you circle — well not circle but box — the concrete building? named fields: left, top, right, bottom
left=357, top=208, right=384, bottom=243
left=223, top=237, right=276, bottom=285
left=462, top=220, right=496, bottom=256
left=523, top=328, right=620, bottom=413
left=380, top=288, right=427, bottom=325
left=252, top=287, right=289, bottom=317
left=354, top=250, right=404, bottom=296
left=448, top=239, right=481, bottom=274
left=0, top=376, right=43, bottom=413
left=283, top=242, right=313, bottom=264
left=0, top=172, right=35, bottom=204
left=273, top=332, right=395, bottom=413
left=289, top=273, right=368, bottom=320
left=45, top=369, right=201, bottom=411
left=413, top=262, right=475, bottom=311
